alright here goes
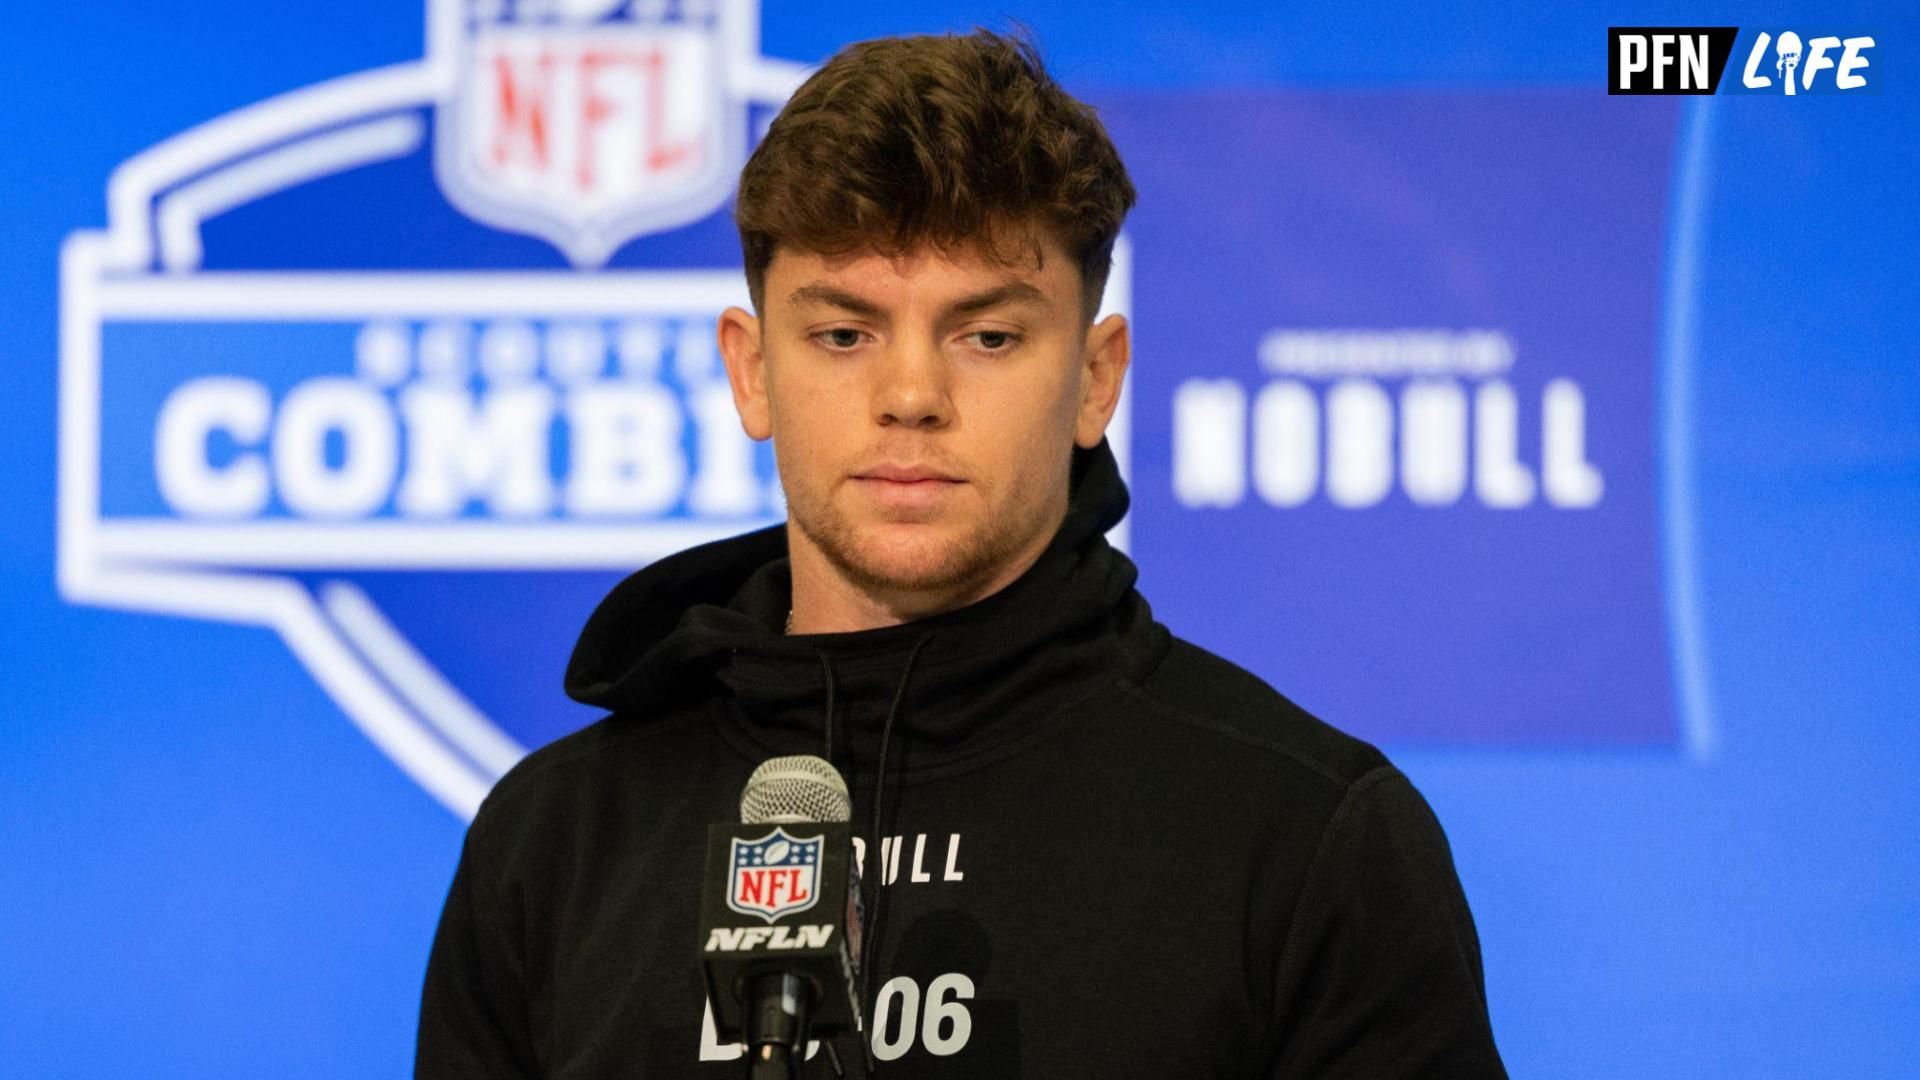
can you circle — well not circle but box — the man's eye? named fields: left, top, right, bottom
left=817, top=328, right=864, bottom=349
left=970, top=330, right=1020, bottom=352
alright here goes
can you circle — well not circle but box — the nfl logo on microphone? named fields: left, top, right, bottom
left=728, top=829, right=824, bottom=923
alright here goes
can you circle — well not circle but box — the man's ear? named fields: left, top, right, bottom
left=1074, top=313, right=1130, bottom=448
left=717, top=305, right=772, bottom=441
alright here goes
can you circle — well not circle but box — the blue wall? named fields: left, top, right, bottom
left=2, top=2, right=1914, bottom=1076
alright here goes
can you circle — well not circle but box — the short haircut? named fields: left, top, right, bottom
left=734, top=29, right=1136, bottom=320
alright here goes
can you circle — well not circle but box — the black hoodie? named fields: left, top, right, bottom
left=416, top=439, right=1506, bottom=1078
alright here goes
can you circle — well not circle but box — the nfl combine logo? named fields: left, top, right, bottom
left=728, top=829, right=823, bottom=922
left=55, top=0, right=812, bottom=820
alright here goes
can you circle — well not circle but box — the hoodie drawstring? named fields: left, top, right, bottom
left=808, top=631, right=930, bottom=1076
left=864, top=630, right=931, bottom=980
left=817, top=651, right=840, bottom=765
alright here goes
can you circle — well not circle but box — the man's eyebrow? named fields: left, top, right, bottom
left=946, top=281, right=1050, bottom=316
left=787, top=284, right=885, bottom=319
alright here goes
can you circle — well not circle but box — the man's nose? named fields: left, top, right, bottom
left=871, top=338, right=952, bottom=430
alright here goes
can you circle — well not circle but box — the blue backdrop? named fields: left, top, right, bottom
left=2, top=2, right=1914, bottom=1076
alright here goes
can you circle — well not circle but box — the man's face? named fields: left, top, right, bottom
left=717, top=229, right=1128, bottom=608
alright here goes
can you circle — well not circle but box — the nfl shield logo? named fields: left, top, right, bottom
left=435, top=0, right=744, bottom=266
left=727, top=828, right=824, bottom=923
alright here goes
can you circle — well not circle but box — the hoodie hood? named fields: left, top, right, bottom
left=564, top=437, right=1165, bottom=764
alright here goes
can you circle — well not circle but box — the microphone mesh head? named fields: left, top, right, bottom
left=740, top=755, right=852, bottom=824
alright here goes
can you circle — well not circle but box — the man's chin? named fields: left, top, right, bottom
left=825, top=527, right=994, bottom=597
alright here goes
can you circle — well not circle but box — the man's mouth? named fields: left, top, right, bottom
left=851, top=465, right=966, bottom=509
left=856, top=464, right=964, bottom=484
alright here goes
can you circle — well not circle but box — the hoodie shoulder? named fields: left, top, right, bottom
left=1122, top=635, right=1391, bottom=792
left=468, top=709, right=695, bottom=835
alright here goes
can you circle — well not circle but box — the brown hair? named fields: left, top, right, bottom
left=734, top=29, right=1136, bottom=319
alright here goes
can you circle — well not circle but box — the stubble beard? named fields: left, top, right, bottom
left=788, top=468, right=1059, bottom=602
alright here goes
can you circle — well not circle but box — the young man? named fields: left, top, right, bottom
left=417, top=30, right=1506, bottom=1078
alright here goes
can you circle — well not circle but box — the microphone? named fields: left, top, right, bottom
left=700, top=756, right=864, bottom=1079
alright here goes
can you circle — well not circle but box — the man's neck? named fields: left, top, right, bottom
left=785, top=522, right=1058, bottom=635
